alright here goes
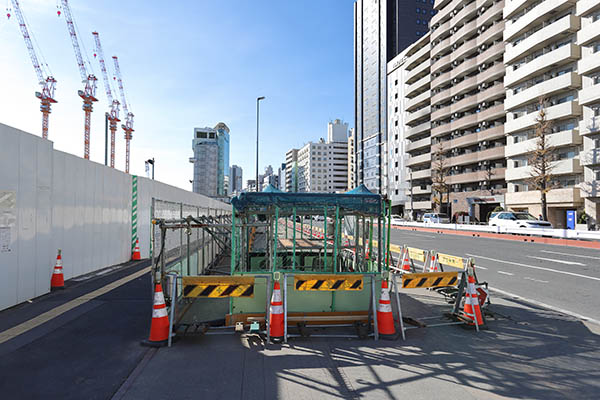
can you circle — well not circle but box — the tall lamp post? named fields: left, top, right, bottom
left=146, top=158, right=155, bottom=180
left=256, top=96, right=265, bottom=192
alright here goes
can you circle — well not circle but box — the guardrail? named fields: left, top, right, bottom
left=393, top=221, right=600, bottom=241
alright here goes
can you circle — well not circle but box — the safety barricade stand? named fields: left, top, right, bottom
left=392, top=245, right=430, bottom=273
left=169, top=274, right=273, bottom=346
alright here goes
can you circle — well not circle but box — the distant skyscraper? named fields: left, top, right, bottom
left=353, top=0, right=435, bottom=194
left=190, top=123, right=230, bottom=197
left=231, top=165, right=243, bottom=194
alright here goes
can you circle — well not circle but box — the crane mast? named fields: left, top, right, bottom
left=112, top=56, right=134, bottom=174
left=10, top=0, right=57, bottom=139
left=60, top=0, right=97, bottom=160
left=92, top=31, right=120, bottom=168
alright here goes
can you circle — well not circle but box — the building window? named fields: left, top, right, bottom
left=417, top=31, right=421, bottom=36
left=395, top=93, right=398, bottom=99
left=394, top=106, right=398, bottom=113
left=395, top=79, right=398, bottom=86
left=417, top=19, right=421, bottom=24
left=395, top=120, right=398, bottom=126
left=416, top=7, right=420, bottom=12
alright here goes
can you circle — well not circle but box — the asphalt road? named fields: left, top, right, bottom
left=386, top=228, right=600, bottom=323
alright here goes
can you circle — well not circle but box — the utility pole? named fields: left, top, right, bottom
left=409, top=170, right=414, bottom=221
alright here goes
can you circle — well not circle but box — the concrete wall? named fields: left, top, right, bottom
left=0, top=123, right=229, bottom=311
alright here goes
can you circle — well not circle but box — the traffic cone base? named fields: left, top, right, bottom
left=132, top=239, right=141, bottom=261
left=377, top=280, right=397, bottom=340
left=142, top=283, right=171, bottom=347
left=269, top=281, right=285, bottom=342
left=51, top=250, right=65, bottom=290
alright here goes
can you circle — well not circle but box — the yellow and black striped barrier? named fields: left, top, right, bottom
left=294, top=274, right=363, bottom=291
left=401, top=271, right=458, bottom=289
left=182, top=276, right=255, bottom=298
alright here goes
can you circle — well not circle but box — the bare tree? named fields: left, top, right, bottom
left=432, top=141, right=449, bottom=213
left=527, top=97, right=559, bottom=221
left=484, top=163, right=494, bottom=195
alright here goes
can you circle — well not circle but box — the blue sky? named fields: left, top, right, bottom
left=0, top=0, right=354, bottom=190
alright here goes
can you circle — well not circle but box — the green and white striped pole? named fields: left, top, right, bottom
left=131, top=175, right=138, bottom=256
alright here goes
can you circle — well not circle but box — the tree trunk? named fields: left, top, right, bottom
left=541, top=191, right=548, bottom=221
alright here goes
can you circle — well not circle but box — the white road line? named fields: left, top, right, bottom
left=540, top=250, right=600, bottom=260
left=527, top=256, right=585, bottom=266
left=465, top=253, right=600, bottom=282
left=474, top=265, right=488, bottom=270
left=489, top=287, right=600, bottom=326
left=524, top=277, right=549, bottom=283
left=497, top=271, right=514, bottom=276
left=406, top=233, right=437, bottom=239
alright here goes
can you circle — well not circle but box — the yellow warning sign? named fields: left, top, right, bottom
left=436, top=253, right=465, bottom=270
left=294, top=274, right=363, bottom=291
left=182, top=276, right=255, bottom=298
left=401, top=271, right=459, bottom=289
left=407, top=247, right=426, bottom=262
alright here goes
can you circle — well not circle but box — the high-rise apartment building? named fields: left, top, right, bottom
left=388, top=33, right=432, bottom=216
left=285, top=149, right=299, bottom=192
left=428, top=0, right=507, bottom=220
left=190, top=123, right=231, bottom=197
left=354, top=0, right=436, bottom=194
left=503, top=0, right=585, bottom=227
left=230, top=165, right=243, bottom=194
left=277, top=163, right=286, bottom=191
left=578, top=1, right=600, bottom=226
left=348, top=128, right=356, bottom=190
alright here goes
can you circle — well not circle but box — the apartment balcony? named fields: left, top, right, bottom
left=478, top=125, right=505, bottom=142
left=505, top=15, right=580, bottom=65
left=505, top=129, right=581, bottom=158
left=407, top=200, right=433, bottom=211
left=447, top=168, right=506, bottom=185
left=406, top=121, right=431, bottom=138
left=406, top=60, right=430, bottom=84
left=412, top=185, right=432, bottom=195
left=580, top=148, right=600, bottom=167
left=431, top=53, right=452, bottom=75
left=406, top=153, right=432, bottom=167
left=432, top=36, right=452, bottom=59
left=504, top=0, right=576, bottom=42
left=453, top=19, right=478, bottom=46
left=578, top=51, right=600, bottom=76
left=405, top=105, right=431, bottom=125
left=505, top=72, right=581, bottom=111
left=406, top=74, right=431, bottom=98
left=506, top=158, right=582, bottom=181
left=579, top=84, right=600, bottom=106
left=431, top=18, right=452, bottom=42
left=410, top=168, right=431, bottom=180
left=505, top=101, right=582, bottom=134
left=406, top=42, right=431, bottom=70
left=476, top=42, right=506, bottom=68
left=431, top=87, right=452, bottom=108
left=454, top=0, right=477, bottom=26
left=505, top=187, right=582, bottom=206
left=505, top=44, right=580, bottom=88
left=578, top=18, right=600, bottom=46
left=406, top=90, right=431, bottom=112
left=450, top=57, right=478, bottom=81
left=431, top=69, right=452, bottom=89
left=577, top=0, right=600, bottom=16
left=504, top=0, right=540, bottom=20
left=477, top=20, right=506, bottom=49
left=406, top=136, right=431, bottom=152
left=579, top=117, right=600, bottom=136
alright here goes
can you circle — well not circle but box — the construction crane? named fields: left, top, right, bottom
left=112, top=56, right=134, bottom=174
left=92, top=31, right=119, bottom=168
left=59, top=0, right=97, bottom=160
left=9, top=0, right=57, bottom=139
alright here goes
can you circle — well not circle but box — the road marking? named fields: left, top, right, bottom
left=540, top=250, right=600, bottom=260
left=465, top=254, right=600, bottom=282
left=0, top=266, right=150, bottom=344
left=405, top=233, right=437, bottom=239
left=524, top=277, right=549, bottom=283
left=497, top=271, right=514, bottom=276
left=527, top=256, right=585, bottom=266
left=489, top=287, right=600, bottom=326
left=474, top=265, right=488, bottom=270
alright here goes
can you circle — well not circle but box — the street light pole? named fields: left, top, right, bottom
left=256, top=96, right=265, bottom=192
left=146, top=158, right=155, bottom=180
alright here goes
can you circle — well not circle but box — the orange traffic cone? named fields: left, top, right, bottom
left=132, top=239, right=141, bottom=260
left=377, top=280, right=396, bottom=339
left=461, top=274, right=484, bottom=328
left=269, top=281, right=284, bottom=342
left=142, top=282, right=170, bottom=347
left=401, top=252, right=412, bottom=272
left=51, top=249, right=65, bottom=290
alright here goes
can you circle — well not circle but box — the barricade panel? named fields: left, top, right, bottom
left=182, top=276, right=255, bottom=298
left=436, top=253, right=465, bottom=269
left=401, top=271, right=459, bottom=288
left=294, top=274, right=363, bottom=291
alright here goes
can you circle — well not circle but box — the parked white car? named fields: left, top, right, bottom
left=489, top=212, right=553, bottom=229
left=422, top=213, right=450, bottom=224
left=390, top=214, right=403, bottom=225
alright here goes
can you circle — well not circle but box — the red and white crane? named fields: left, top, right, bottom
left=59, top=0, right=97, bottom=160
left=112, top=56, right=134, bottom=174
left=9, top=0, right=57, bottom=139
left=92, top=31, right=120, bottom=168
